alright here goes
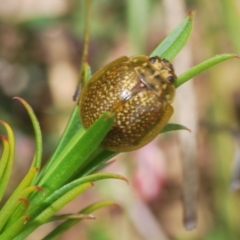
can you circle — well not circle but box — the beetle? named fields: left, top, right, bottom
left=79, top=55, right=176, bottom=152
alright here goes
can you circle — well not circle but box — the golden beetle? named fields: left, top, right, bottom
left=79, top=55, right=176, bottom=152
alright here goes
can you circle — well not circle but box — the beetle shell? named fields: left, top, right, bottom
left=79, top=55, right=176, bottom=152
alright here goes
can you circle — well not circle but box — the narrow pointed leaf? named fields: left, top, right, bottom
left=73, top=148, right=116, bottom=178
left=0, top=118, right=39, bottom=231
left=9, top=167, right=39, bottom=200
left=38, top=106, right=81, bottom=181
left=0, top=216, right=29, bottom=240
left=36, top=112, right=114, bottom=197
left=176, top=53, right=238, bottom=88
left=88, top=158, right=117, bottom=174
left=39, top=63, right=92, bottom=181
left=0, top=185, right=42, bottom=231
left=82, top=62, right=92, bottom=86
left=43, top=200, right=117, bottom=240
left=27, top=172, right=127, bottom=222
left=9, top=186, right=42, bottom=220
left=161, top=123, right=190, bottom=133
left=0, top=166, right=38, bottom=232
left=37, top=183, right=91, bottom=220
left=13, top=97, right=42, bottom=171
left=49, top=213, right=95, bottom=222
left=0, top=121, right=15, bottom=206
left=15, top=183, right=92, bottom=240
left=0, top=124, right=39, bottom=233
left=7, top=198, right=30, bottom=228
left=73, top=0, right=91, bottom=100
left=0, top=135, right=10, bottom=201
left=150, top=10, right=195, bottom=60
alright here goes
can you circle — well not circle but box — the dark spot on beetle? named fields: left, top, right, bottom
left=167, top=76, right=175, bottom=83
left=154, top=74, right=162, bottom=81
left=149, top=68, right=156, bottom=75
left=143, top=65, right=155, bottom=75
left=139, top=72, right=145, bottom=79
left=149, top=57, right=157, bottom=64
left=146, top=83, right=155, bottom=90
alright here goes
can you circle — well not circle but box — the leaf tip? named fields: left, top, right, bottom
left=110, top=173, right=129, bottom=184
left=0, top=134, right=8, bottom=142
left=33, top=167, right=39, bottom=173
left=24, top=216, right=30, bottom=224
left=19, top=198, right=29, bottom=207
left=0, top=120, right=9, bottom=128
left=235, top=54, right=240, bottom=60
left=183, top=126, right=191, bottom=133
left=188, top=10, right=196, bottom=20
left=88, top=214, right=96, bottom=220
left=13, top=96, right=23, bottom=102
left=120, top=176, right=129, bottom=185
left=112, top=203, right=121, bottom=208
left=34, top=186, right=44, bottom=193
left=13, top=96, right=28, bottom=107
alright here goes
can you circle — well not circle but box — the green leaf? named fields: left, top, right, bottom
left=0, top=97, right=44, bottom=232
left=82, top=62, right=92, bottom=86
left=0, top=166, right=39, bottom=233
left=37, top=106, right=82, bottom=181
left=38, top=63, right=92, bottom=181
left=24, top=112, right=114, bottom=224
left=3, top=186, right=43, bottom=229
left=6, top=199, right=29, bottom=229
left=0, top=216, right=29, bottom=240
left=14, top=183, right=92, bottom=240
left=0, top=134, right=10, bottom=201
left=176, top=53, right=239, bottom=88
left=13, top=97, right=42, bottom=171
left=0, top=98, right=43, bottom=232
left=161, top=123, right=190, bottom=133
left=0, top=121, right=15, bottom=205
left=15, top=172, right=126, bottom=239
left=49, top=213, right=95, bottom=222
left=37, top=112, right=114, bottom=190
left=28, top=172, right=127, bottom=222
left=43, top=200, right=117, bottom=240
left=150, top=10, right=195, bottom=60
left=73, top=148, right=116, bottom=178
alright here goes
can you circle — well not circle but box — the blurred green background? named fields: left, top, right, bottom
left=0, top=0, right=240, bottom=239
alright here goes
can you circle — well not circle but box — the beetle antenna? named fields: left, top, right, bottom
left=73, top=0, right=91, bottom=101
